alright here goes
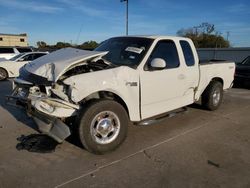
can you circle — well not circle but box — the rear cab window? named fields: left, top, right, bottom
left=180, top=40, right=195, bottom=66
left=16, top=48, right=32, bottom=53
left=33, top=53, right=46, bottom=60
left=0, top=48, right=14, bottom=54
left=147, top=40, right=180, bottom=69
left=22, top=54, right=34, bottom=61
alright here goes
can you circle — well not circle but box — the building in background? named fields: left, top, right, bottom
left=0, top=33, right=28, bottom=47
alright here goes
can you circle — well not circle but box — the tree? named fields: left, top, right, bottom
left=177, top=23, right=230, bottom=48
left=55, top=42, right=71, bottom=49
left=35, top=40, right=99, bottom=51
left=36, top=41, right=47, bottom=48
left=78, top=41, right=99, bottom=50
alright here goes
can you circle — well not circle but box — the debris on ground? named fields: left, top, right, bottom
left=16, top=134, right=59, bottom=153
left=207, top=160, right=220, bottom=168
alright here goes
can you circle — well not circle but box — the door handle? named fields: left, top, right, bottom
left=178, top=74, right=186, bottom=80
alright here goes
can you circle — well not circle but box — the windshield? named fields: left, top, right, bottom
left=95, top=37, right=153, bottom=67
left=9, top=53, right=24, bottom=61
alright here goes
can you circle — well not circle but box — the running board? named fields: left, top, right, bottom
left=137, top=107, right=188, bottom=126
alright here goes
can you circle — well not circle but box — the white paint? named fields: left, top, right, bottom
left=63, top=66, right=140, bottom=121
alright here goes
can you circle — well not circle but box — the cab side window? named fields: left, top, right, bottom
left=22, top=54, right=34, bottom=61
left=149, top=40, right=180, bottom=69
left=180, top=40, right=195, bottom=66
left=33, top=53, right=45, bottom=60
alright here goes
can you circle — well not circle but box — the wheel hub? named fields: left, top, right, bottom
left=212, top=88, right=221, bottom=105
left=90, top=111, right=121, bottom=145
left=96, top=118, right=113, bottom=137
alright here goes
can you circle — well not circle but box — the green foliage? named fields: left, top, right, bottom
left=78, top=41, right=99, bottom=50
left=55, top=42, right=71, bottom=49
left=36, top=40, right=99, bottom=51
left=36, top=41, right=47, bottom=48
left=177, top=22, right=230, bottom=48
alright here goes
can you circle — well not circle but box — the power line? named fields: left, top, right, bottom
left=75, top=23, right=83, bottom=45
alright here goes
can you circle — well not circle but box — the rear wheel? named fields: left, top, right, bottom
left=0, top=68, right=8, bottom=81
left=77, top=100, right=129, bottom=154
left=202, top=81, right=223, bottom=111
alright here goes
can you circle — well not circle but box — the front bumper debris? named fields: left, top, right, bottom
left=30, top=110, right=71, bottom=143
left=5, top=83, right=75, bottom=143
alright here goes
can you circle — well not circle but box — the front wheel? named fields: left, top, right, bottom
left=77, top=100, right=129, bottom=154
left=0, top=68, right=8, bottom=81
left=202, top=81, right=223, bottom=111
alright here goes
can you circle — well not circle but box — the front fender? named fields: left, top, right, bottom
left=63, top=67, right=141, bottom=121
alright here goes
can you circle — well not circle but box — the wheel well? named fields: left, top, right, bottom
left=0, top=67, right=8, bottom=78
left=201, top=77, right=224, bottom=98
left=211, top=77, right=224, bottom=87
left=80, top=91, right=129, bottom=117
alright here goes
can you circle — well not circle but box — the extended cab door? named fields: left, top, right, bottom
left=140, top=39, right=198, bottom=119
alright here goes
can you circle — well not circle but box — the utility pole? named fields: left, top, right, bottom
left=121, top=0, right=128, bottom=35
left=226, top=31, right=230, bottom=41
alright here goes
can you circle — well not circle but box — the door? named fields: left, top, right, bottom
left=140, top=40, right=193, bottom=119
left=179, top=40, right=199, bottom=100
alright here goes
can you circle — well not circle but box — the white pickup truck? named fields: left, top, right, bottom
left=7, top=36, right=235, bottom=154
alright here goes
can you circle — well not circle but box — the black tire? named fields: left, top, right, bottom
left=0, top=68, right=8, bottom=81
left=202, top=81, right=223, bottom=111
left=77, top=99, right=129, bottom=154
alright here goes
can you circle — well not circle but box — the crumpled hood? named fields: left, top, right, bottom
left=24, top=47, right=107, bottom=82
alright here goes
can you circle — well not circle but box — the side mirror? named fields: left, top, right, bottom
left=150, top=58, right=166, bottom=70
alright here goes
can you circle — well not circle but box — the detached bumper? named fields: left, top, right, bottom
left=30, top=110, right=71, bottom=143
left=6, top=87, right=75, bottom=143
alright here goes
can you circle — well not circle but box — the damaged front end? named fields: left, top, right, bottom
left=6, top=78, right=79, bottom=143
left=6, top=48, right=110, bottom=143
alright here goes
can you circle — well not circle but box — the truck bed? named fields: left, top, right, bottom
left=195, top=60, right=235, bottom=100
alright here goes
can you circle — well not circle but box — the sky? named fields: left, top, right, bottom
left=0, top=0, right=249, bottom=47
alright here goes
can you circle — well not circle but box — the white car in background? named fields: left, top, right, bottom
left=0, top=46, right=33, bottom=60
left=0, top=52, right=48, bottom=81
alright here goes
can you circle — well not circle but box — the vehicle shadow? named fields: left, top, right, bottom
left=0, top=79, right=37, bottom=130
left=0, top=79, right=83, bottom=153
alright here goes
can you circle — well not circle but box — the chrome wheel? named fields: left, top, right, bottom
left=90, top=111, right=121, bottom=145
left=212, top=87, right=221, bottom=106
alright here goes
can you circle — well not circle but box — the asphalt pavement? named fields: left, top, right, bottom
left=0, top=79, right=250, bottom=188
